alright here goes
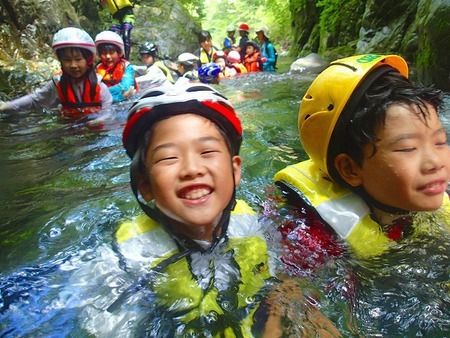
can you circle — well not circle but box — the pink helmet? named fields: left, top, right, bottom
left=95, top=31, right=125, bottom=56
left=227, top=51, right=241, bottom=63
left=52, top=27, right=96, bottom=55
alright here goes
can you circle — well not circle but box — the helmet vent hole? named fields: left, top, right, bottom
left=304, top=114, right=311, bottom=120
left=305, top=94, right=312, bottom=99
left=327, top=104, right=334, bottom=111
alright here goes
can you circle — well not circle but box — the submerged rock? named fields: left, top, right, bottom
left=289, top=53, right=328, bottom=74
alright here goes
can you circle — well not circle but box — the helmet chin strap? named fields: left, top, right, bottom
left=129, top=156, right=237, bottom=253
left=356, top=187, right=410, bottom=215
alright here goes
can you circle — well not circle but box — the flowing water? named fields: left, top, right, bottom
left=0, top=71, right=449, bottom=337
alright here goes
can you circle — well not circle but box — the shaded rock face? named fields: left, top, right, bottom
left=290, top=0, right=450, bottom=90
left=0, top=0, right=201, bottom=94
left=0, top=0, right=80, bottom=61
left=131, top=0, right=201, bottom=61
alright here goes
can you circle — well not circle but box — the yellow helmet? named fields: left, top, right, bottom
left=298, top=54, right=409, bottom=179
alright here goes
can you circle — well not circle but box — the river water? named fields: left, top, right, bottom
left=0, top=71, right=449, bottom=337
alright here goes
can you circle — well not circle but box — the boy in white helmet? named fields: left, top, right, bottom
left=95, top=30, right=136, bottom=103
left=174, top=52, right=199, bottom=85
left=0, top=27, right=112, bottom=118
left=275, top=54, right=450, bottom=261
left=103, top=83, right=341, bottom=337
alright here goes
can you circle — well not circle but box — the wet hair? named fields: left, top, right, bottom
left=198, top=30, right=212, bottom=43
left=328, top=70, right=443, bottom=186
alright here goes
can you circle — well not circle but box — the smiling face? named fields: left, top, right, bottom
left=99, top=45, right=121, bottom=67
left=337, top=103, right=450, bottom=211
left=139, top=114, right=241, bottom=240
left=59, top=48, right=89, bottom=79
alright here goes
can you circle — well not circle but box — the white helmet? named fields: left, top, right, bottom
left=226, top=24, right=235, bottom=32
left=95, top=31, right=125, bottom=56
left=177, top=52, right=199, bottom=67
left=256, top=26, right=269, bottom=36
left=52, top=27, right=96, bottom=55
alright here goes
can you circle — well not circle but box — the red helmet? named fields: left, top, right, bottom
left=123, top=84, right=242, bottom=158
left=238, top=23, right=250, bottom=32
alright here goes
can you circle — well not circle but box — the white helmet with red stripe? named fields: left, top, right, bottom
left=123, top=83, right=242, bottom=159
left=95, top=30, right=125, bottom=56
left=52, top=27, right=96, bottom=55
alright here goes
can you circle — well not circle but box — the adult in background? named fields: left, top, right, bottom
left=256, top=26, right=276, bottom=72
left=195, top=30, right=218, bottom=67
left=237, top=23, right=250, bottom=60
left=100, top=0, right=135, bottom=60
left=223, top=25, right=236, bottom=53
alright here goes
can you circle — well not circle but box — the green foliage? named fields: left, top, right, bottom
left=202, top=0, right=292, bottom=51
left=316, top=0, right=340, bottom=35
left=178, top=0, right=205, bottom=22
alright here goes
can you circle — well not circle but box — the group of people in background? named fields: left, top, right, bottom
left=191, top=23, right=277, bottom=82
left=0, top=21, right=278, bottom=119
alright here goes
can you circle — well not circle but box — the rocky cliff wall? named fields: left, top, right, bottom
left=289, top=0, right=450, bottom=90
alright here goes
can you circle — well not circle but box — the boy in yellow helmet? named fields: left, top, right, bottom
left=275, top=54, right=450, bottom=259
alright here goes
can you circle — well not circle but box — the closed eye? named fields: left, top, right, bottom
left=201, top=149, right=220, bottom=157
left=154, top=156, right=178, bottom=164
left=394, top=148, right=416, bottom=152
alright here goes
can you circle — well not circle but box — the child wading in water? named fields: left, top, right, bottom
left=95, top=30, right=136, bottom=103
left=104, top=84, right=342, bottom=337
left=275, top=54, right=450, bottom=261
left=0, top=27, right=112, bottom=118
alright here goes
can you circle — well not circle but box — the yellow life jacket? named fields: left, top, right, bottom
left=115, top=200, right=273, bottom=337
left=274, top=159, right=450, bottom=258
left=102, top=0, right=133, bottom=15
left=199, top=47, right=217, bottom=65
left=154, top=60, right=174, bottom=83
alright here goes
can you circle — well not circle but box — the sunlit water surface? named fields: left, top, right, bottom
left=0, top=72, right=449, bottom=337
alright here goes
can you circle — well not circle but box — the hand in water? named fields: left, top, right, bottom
left=0, top=101, right=10, bottom=112
left=123, top=86, right=136, bottom=99
left=261, top=278, right=342, bottom=337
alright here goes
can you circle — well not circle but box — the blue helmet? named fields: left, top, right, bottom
left=198, top=63, right=221, bottom=83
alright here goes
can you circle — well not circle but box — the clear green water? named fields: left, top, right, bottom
left=0, top=72, right=449, bottom=337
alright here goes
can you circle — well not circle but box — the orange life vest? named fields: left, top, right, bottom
left=96, top=60, right=128, bottom=87
left=244, top=51, right=262, bottom=73
left=54, top=74, right=102, bottom=118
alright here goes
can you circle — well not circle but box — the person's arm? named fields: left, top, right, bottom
left=133, top=65, right=148, bottom=77
left=0, top=80, right=59, bottom=113
left=108, top=63, right=136, bottom=103
left=136, top=65, right=170, bottom=90
left=99, top=82, right=113, bottom=110
left=265, top=43, right=276, bottom=66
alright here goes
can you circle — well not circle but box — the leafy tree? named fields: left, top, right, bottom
left=202, top=0, right=292, bottom=51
